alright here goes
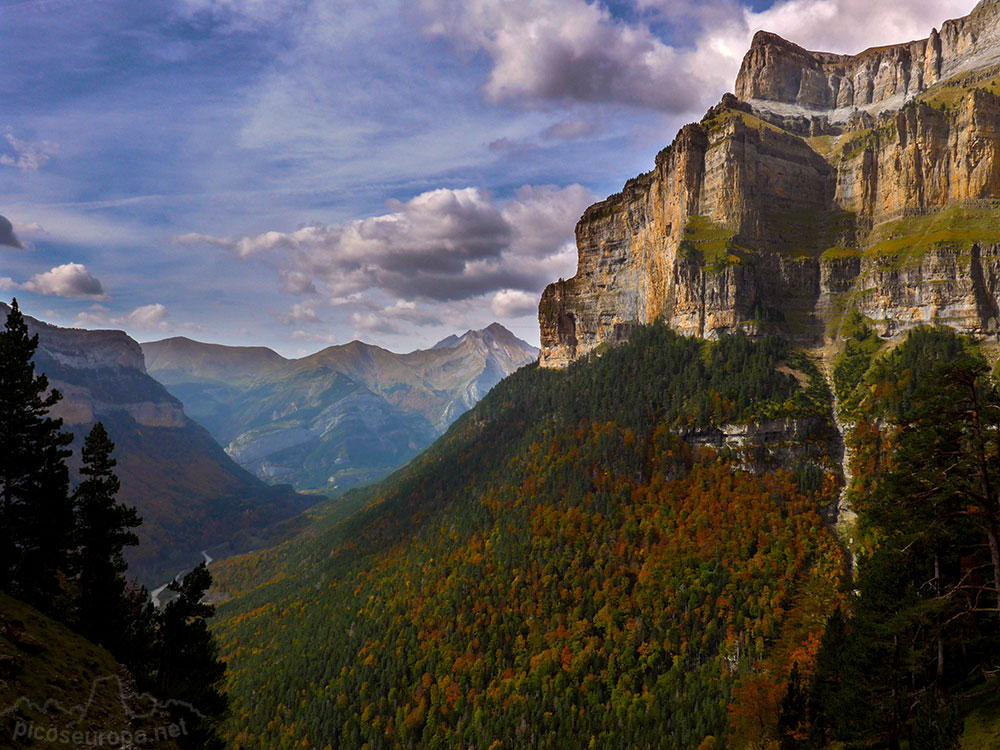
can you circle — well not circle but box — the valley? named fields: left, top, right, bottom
left=6, top=1, right=1000, bottom=749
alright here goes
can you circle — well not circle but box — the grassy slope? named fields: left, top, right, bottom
left=0, top=592, right=181, bottom=749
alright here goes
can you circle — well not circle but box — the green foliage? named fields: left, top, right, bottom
left=213, top=323, right=844, bottom=749
left=832, top=311, right=884, bottom=406
left=157, top=564, right=229, bottom=750
left=0, top=298, right=74, bottom=612
left=805, top=328, right=1000, bottom=749
left=74, top=422, right=142, bottom=654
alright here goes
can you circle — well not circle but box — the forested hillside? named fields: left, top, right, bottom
left=211, top=324, right=847, bottom=749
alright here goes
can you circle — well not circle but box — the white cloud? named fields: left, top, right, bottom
left=0, top=133, right=57, bottom=172
left=74, top=303, right=170, bottom=331
left=491, top=289, right=538, bottom=317
left=420, top=0, right=708, bottom=111
left=20, top=263, right=108, bottom=300
left=349, top=299, right=446, bottom=337
left=126, top=303, right=170, bottom=329
left=181, top=183, right=594, bottom=304
left=278, top=302, right=320, bottom=325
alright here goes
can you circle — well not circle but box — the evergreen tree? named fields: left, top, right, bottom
left=118, top=580, right=160, bottom=689
left=0, top=298, right=74, bottom=610
left=74, top=421, right=142, bottom=653
left=156, top=563, right=228, bottom=750
left=808, top=335, right=997, bottom=749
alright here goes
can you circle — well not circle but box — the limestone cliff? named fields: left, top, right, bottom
left=736, top=0, right=1000, bottom=122
left=539, top=1, right=1000, bottom=368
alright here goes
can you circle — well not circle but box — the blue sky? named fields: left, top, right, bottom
left=0, top=0, right=979, bottom=354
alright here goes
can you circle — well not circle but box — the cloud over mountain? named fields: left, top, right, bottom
left=75, top=303, right=170, bottom=331
left=20, top=263, right=107, bottom=299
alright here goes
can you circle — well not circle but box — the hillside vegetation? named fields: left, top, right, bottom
left=212, top=324, right=845, bottom=749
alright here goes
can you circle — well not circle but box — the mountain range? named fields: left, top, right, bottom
left=207, top=3, right=1000, bottom=748
left=141, top=323, right=538, bottom=492
left=9, top=2, right=1000, bottom=748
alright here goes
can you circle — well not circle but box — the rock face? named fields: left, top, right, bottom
left=143, top=324, right=538, bottom=491
left=1, top=303, right=309, bottom=585
left=539, top=1, right=1000, bottom=368
left=736, top=0, right=1000, bottom=122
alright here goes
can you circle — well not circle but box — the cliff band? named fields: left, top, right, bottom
left=539, top=0, right=1000, bottom=367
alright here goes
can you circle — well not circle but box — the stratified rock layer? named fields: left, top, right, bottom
left=539, top=1, right=1000, bottom=368
left=736, top=0, right=1000, bottom=121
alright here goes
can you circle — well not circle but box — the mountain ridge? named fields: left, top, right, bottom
left=142, top=323, right=539, bottom=491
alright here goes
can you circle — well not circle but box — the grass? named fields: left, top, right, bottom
left=701, top=107, right=789, bottom=136
left=958, top=687, right=1000, bottom=749
left=804, top=133, right=837, bottom=157
left=864, top=203, right=1000, bottom=267
left=917, top=65, right=1000, bottom=111
left=680, top=215, right=741, bottom=270
left=0, top=592, right=182, bottom=748
left=821, top=246, right=861, bottom=260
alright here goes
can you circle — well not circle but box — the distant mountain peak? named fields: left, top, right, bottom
left=431, top=322, right=534, bottom=353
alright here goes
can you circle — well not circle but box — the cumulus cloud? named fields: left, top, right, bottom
left=20, top=263, right=108, bottom=300
left=74, top=303, right=170, bottom=331
left=0, top=215, right=23, bottom=249
left=491, top=289, right=538, bottom=318
left=420, top=0, right=707, bottom=111
left=349, top=299, right=447, bottom=337
left=278, top=302, right=320, bottom=325
left=182, top=183, right=594, bottom=304
left=0, top=133, right=57, bottom=172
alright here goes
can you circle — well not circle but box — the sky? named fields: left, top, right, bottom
left=0, top=0, right=980, bottom=355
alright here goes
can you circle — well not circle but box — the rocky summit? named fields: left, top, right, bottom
left=539, top=0, right=1000, bottom=368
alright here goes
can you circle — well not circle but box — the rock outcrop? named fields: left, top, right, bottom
left=736, top=0, right=1000, bottom=123
left=539, top=1, right=1000, bottom=368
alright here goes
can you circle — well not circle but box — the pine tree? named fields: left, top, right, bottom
left=0, top=298, right=74, bottom=610
left=156, top=563, right=228, bottom=750
left=74, top=421, right=141, bottom=653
